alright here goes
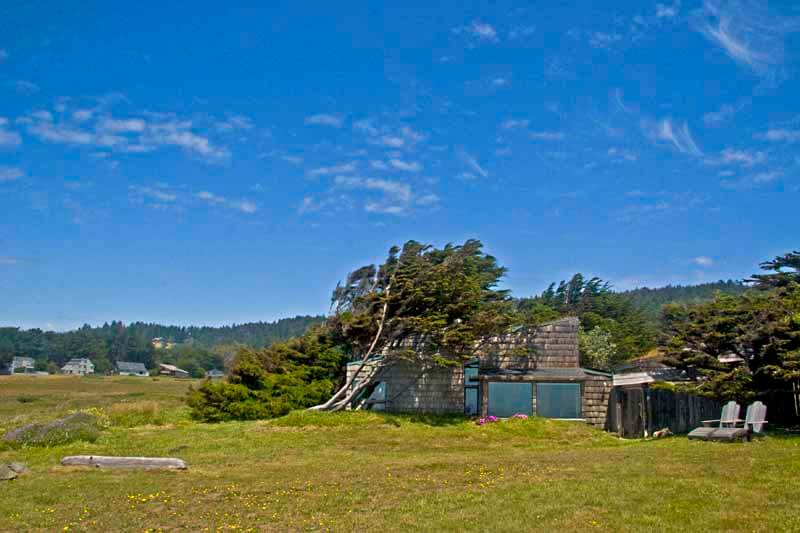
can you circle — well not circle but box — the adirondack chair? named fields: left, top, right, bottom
left=687, top=401, right=740, bottom=440
left=710, top=401, right=768, bottom=442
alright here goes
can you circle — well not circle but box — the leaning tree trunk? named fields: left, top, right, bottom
left=308, top=283, right=392, bottom=411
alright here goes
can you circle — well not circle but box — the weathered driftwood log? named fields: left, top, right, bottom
left=61, top=455, right=187, bottom=470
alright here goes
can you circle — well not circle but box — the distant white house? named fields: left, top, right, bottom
left=9, top=356, right=35, bottom=374
left=61, top=358, right=95, bottom=376
left=116, top=361, right=150, bottom=377
left=159, top=363, right=190, bottom=378
left=205, top=369, right=225, bottom=379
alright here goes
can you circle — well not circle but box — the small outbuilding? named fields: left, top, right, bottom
left=205, top=369, right=224, bottom=379
left=116, top=361, right=150, bottom=377
left=159, top=363, right=190, bottom=378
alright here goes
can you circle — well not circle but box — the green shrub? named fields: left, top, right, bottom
left=16, top=395, right=40, bottom=403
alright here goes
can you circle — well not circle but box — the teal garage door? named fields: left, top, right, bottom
left=488, top=382, right=532, bottom=418
left=536, top=382, right=581, bottom=419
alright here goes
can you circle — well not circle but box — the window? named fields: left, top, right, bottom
left=536, top=382, right=581, bottom=419
left=488, top=382, right=532, bottom=418
left=464, top=361, right=479, bottom=415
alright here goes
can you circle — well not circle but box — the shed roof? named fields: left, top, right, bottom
left=117, top=361, right=148, bottom=373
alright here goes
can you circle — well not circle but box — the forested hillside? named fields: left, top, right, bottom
left=0, top=315, right=324, bottom=376
left=619, top=280, right=746, bottom=320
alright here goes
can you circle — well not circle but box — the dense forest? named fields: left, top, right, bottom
left=619, top=280, right=746, bottom=320
left=0, top=315, right=324, bottom=377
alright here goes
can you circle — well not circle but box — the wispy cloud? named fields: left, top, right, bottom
left=308, top=161, right=357, bottom=177
left=707, top=147, right=766, bottom=167
left=453, top=21, right=499, bottom=43
left=692, top=0, right=798, bottom=76
left=641, top=118, right=703, bottom=156
left=607, top=147, right=639, bottom=162
left=0, top=166, right=23, bottom=182
left=334, top=176, right=414, bottom=215
left=0, top=50, right=8, bottom=62
left=17, top=106, right=231, bottom=160
left=704, top=103, right=739, bottom=126
left=692, top=255, right=714, bottom=267
left=12, top=80, right=39, bottom=95
left=130, top=185, right=178, bottom=204
left=656, top=1, right=681, bottom=19
left=721, top=169, right=782, bottom=189
left=388, top=158, right=422, bottom=172
left=196, top=190, right=258, bottom=213
left=501, top=119, right=530, bottom=130
left=530, top=131, right=564, bottom=141
left=589, top=32, right=622, bottom=48
left=458, top=150, right=488, bottom=178
left=216, top=115, right=253, bottom=132
left=305, top=114, right=343, bottom=128
left=756, top=129, right=800, bottom=143
left=0, top=117, right=21, bottom=147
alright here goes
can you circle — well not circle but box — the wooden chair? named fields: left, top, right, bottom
left=687, top=401, right=740, bottom=440
left=710, top=401, right=768, bottom=442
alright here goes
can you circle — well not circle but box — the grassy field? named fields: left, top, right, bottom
left=1, top=376, right=799, bottom=532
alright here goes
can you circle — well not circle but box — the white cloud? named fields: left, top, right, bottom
left=458, top=150, right=488, bottom=178
left=530, top=131, right=564, bottom=141
left=389, top=159, right=422, bottom=172
left=308, top=162, right=357, bottom=177
left=656, top=1, right=681, bottom=18
left=97, top=118, right=146, bottom=133
left=353, top=119, right=379, bottom=136
left=130, top=185, right=178, bottom=203
left=509, top=26, right=536, bottom=39
left=589, top=32, right=622, bottom=48
left=453, top=21, right=499, bottom=43
left=0, top=50, right=8, bottom=62
left=757, top=129, right=800, bottom=143
left=501, top=119, right=529, bottom=130
left=641, top=118, right=703, bottom=156
left=692, top=0, right=797, bottom=76
left=305, top=114, right=343, bottom=128
left=281, top=155, right=303, bottom=165
left=492, top=78, right=510, bottom=87
left=416, top=193, right=439, bottom=206
left=370, top=160, right=389, bottom=170
left=704, top=104, right=738, bottom=126
left=0, top=118, right=21, bottom=147
left=712, top=147, right=766, bottom=167
left=196, top=190, right=258, bottom=213
left=13, top=80, right=39, bottom=95
left=0, top=166, right=23, bottom=182
left=608, top=147, right=639, bottom=162
left=721, top=169, right=782, bottom=189
left=19, top=107, right=230, bottom=159
left=72, top=110, right=94, bottom=122
left=216, top=115, right=253, bottom=132
left=334, top=176, right=415, bottom=215
left=378, top=135, right=405, bottom=148
left=692, top=256, right=714, bottom=267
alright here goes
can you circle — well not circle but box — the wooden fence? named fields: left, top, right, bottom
left=605, top=386, right=723, bottom=438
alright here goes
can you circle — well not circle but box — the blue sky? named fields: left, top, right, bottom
left=1, top=1, right=799, bottom=330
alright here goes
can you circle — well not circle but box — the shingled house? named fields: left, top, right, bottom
left=346, top=317, right=612, bottom=428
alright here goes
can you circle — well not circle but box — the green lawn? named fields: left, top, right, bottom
left=1, top=376, right=799, bottom=532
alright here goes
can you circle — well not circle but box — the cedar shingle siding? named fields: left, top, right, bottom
left=348, top=317, right=612, bottom=427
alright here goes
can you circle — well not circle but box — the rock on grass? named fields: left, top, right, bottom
left=2, top=412, right=102, bottom=447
